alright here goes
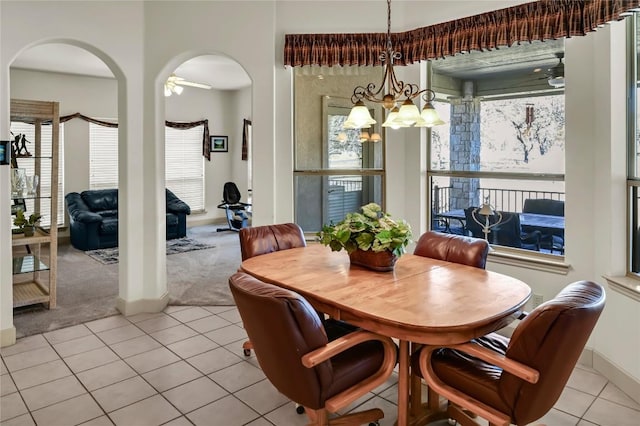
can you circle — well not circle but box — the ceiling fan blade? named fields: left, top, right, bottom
left=175, top=80, right=212, bottom=89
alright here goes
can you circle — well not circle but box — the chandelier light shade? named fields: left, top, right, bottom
left=347, top=0, right=445, bottom=130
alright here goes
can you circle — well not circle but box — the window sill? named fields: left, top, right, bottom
left=487, top=246, right=570, bottom=275
left=603, top=275, right=640, bottom=302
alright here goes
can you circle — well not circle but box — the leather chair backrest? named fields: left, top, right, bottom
left=414, top=231, right=489, bottom=269
left=499, top=280, right=605, bottom=425
left=493, top=212, right=523, bottom=248
left=523, top=199, right=564, bottom=217
left=239, top=223, right=306, bottom=261
left=222, top=182, right=242, bottom=204
left=229, top=272, right=332, bottom=409
left=81, top=189, right=118, bottom=212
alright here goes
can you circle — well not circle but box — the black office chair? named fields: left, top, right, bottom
left=216, top=182, right=251, bottom=232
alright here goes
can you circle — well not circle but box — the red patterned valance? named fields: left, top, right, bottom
left=284, top=0, right=640, bottom=67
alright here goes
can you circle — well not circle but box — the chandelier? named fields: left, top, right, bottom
left=344, top=0, right=445, bottom=130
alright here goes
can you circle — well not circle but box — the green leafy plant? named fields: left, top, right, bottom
left=317, top=203, right=412, bottom=257
left=13, top=210, right=42, bottom=230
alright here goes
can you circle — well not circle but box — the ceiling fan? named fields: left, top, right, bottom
left=164, top=73, right=212, bottom=97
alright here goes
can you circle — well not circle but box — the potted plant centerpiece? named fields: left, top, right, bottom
left=317, top=202, right=412, bottom=271
left=13, top=210, right=42, bottom=237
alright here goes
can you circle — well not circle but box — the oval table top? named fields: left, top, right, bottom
left=240, top=244, right=531, bottom=345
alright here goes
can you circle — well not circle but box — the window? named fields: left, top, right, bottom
left=10, top=122, right=65, bottom=228
left=293, top=68, right=385, bottom=233
left=628, top=13, right=640, bottom=276
left=165, top=126, right=204, bottom=212
left=429, top=42, right=566, bottom=256
left=89, top=123, right=205, bottom=212
left=89, top=123, right=118, bottom=190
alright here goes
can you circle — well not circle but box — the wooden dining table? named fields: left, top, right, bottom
left=240, top=244, right=531, bottom=426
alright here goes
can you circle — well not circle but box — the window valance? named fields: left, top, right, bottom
left=284, top=0, right=640, bottom=67
left=55, top=113, right=212, bottom=161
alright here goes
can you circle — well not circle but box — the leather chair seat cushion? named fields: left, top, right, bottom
left=412, top=333, right=511, bottom=414
left=326, top=340, right=386, bottom=399
left=99, top=218, right=118, bottom=235
left=166, top=213, right=178, bottom=226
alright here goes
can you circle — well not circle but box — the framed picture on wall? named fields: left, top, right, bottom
left=0, top=140, right=9, bottom=165
left=210, top=136, right=228, bottom=153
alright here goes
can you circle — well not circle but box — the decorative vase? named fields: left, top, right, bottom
left=23, top=226, right=35, bottom=237
left=348, top=249, right=398, bottom=272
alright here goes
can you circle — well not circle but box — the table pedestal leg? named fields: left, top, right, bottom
left=396, top=340, right=409, bottom=426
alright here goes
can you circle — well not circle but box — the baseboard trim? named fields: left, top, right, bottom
left=592, top=350, right=640, bottom=405
left=0, top=326, right=17, bottom=347
left=116, top=292, right=170, bottom=317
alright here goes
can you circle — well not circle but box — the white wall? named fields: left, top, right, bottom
left=1, top=0, right=639, bottom=399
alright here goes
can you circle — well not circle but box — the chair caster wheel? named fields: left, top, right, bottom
left=243, top=349, right=251, bottom=356
left=447, top=419, right=457, bottom=425
left=295, top=405, right=305, bottom=414
left=368, top=422, right=380, bottom=426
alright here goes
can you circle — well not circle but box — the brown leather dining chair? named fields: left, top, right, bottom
left=415, top=280, right=606, bottom=426
left=238, top=222, right=307, bottom=356
left=411, top=231, right=490, bottom=419
left=229, top=271, right=398, bottom=426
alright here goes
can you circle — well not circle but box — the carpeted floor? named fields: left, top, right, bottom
left=12, top=225, right=241, bottom=338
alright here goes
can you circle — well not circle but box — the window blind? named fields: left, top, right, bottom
left=89, top=123, right=204, bottom=211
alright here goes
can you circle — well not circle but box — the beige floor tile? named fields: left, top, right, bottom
left=78, top=415, right=115, bottom=426
left=1, top=374, right=17, bottom=396
left=125, top=312, right=165, bottom=323
left=149, top=324, right=199, bottom=346
left=599, top=382, right=640, bottom=410
left=163, top=306, right=192, bottom=314
left=187, top=394, right=259, bottom=426
left=166, top=334, right=218, bottom=359
left=43, top=324, right=92, bottom=345
left=162, top=376, right=228, bottom=413
left=185, top=315, right=232, bottom=334
left=136, top=314, right=181, bottom=333
left=92, top=376, right=157, bottom=412
left=85, top=315, right=131, bottom=333
left=246, top=418, right=276, bottom=426
left=167, top=307, right=212, bottom=323
left=109, top=335, right=162, bottom=359
left=96, top=324, right=145, bottom=345
left=1, top=358, right=7, bottom=374
left=3, top=346, right=59, bottom=372
left=553, top=386, right=597, bottom=418
left=347, top=395, right=399, bottom=426
left=583, top=397, right=640, bottom=426
left=162, top=416, right=194, bottom=426
left=53, top=334, right=105, bottom=358
left=142, top=360, right=202, bottom=392
left=31, top=394, right=104, bottom=426
left=124, top=347, right=181, bottom=374
left=0, top=392, right=29, bottom=422
left=0, top=334, right=48, bottom=357
left=566, top=367, right=608, bottom=396
left=216, top=308, right=242, bottom=324
left=10, top=359, right=72, bottom=390
left=0, top=413, right=36, bottom=426
left=64, top=346, right=120, bottom=373
left=264, top=402, right=309, bottom=426
left=109, top=394, right=181, bottom=426
left=233, top=378, right=290, bottom=415
left=209, top=360, right=265, bottom=393
left=533, top=407, right=581, bottom=426
left=76, top=359, right=138, bottom=391
left=202, top=306, right=236, bottom=315
left=576, top=420, right=599, bottom=425
left=203, top=324, right=247, bottom=346
left=186, top=347, right=243, bottom=375
left=20, top=375, right=87, bottom=411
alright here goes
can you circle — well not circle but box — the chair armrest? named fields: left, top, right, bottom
left=66, top=193, right=102, bottom=223
left=167, top=198, right=191, bottom=215
left=302, top=330, right=397, bottom=413
left=417, top=343, right=539, bottom=426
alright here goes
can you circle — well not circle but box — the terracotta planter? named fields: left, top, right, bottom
left=348, top=249, right=398, bottom=272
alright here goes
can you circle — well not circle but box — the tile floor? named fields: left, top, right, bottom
left=1, top=305, right=639, bottom=426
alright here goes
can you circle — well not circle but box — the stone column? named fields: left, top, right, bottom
left=449, top=82, right=481, bottom=209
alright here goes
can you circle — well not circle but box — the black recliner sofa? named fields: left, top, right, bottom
left=65, top=188, right=190, bottom=251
